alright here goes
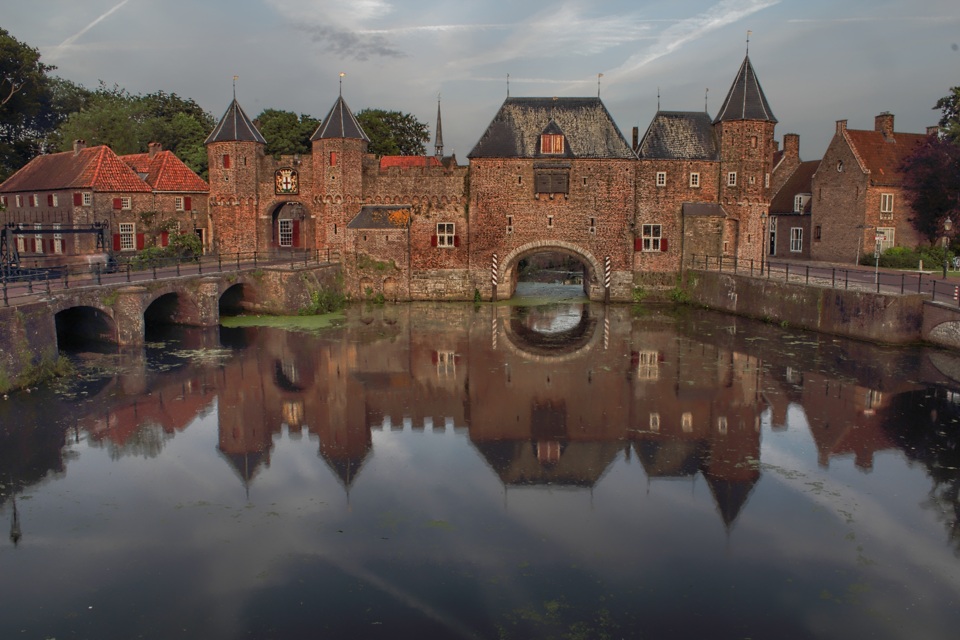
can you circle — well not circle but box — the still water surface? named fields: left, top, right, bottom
left=2, top=292, right=960, bottom=639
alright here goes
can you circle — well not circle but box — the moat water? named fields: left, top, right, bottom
left=2, top=286, right=960, bottom=639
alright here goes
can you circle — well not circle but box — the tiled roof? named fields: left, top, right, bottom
left=714, top=55, right=777, bottom=124
left=636, top=111, right=718, bottom=160
left=770, top=160, right=819, bottom=213
left=311, top=96, right=369, bottom=141
left=379, top=156, right=442, bottom=170
left=205, top=99, right=267, bottom=145
left=0, top=146, right=151, bottom=193
left=122, top=150, right=209, bottom=193
left=843, top=129, right=926, bottom=186
left=347, top=205, right=412, bottom=229
left=468, top=97, right=635, bottom=159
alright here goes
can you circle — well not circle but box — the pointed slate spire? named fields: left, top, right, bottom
left=713, top=55, right=777, bottom=124
left=434, top=95, right=444, bottom=157
left=311, top=95, right=370, bottom=141
left=205, top=99, right=267, bottom=145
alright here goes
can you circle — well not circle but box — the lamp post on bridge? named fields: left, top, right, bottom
left=760, top=212, right=767, bottom=274
left=943, top=217, right=953, bottom=278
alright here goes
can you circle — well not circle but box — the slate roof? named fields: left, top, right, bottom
left=205, top=99, right=267, bottom=145
left=311, top=96, right=369, bottom=141
left=347, top=205, right=412, bottom=229
left=770, top=160, right=820, bottom=213
left=843, top=129, right=927, bottom=186
left=468, top=97, right=635, bottom=159
left=122, top=150, right=209, bottom=193
left=636, top=111, right=719, bottom=160
left=0, top=146, right=152, bottom=193
left=714, top=55, right=777, bottom=124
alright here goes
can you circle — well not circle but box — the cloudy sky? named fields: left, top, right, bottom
left=7, top=0, right=960, bottom=159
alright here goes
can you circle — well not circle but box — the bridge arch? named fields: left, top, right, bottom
left=55, top=305, right=119, bottom=348
left=143, top=291, right=204, bottom=330
left=498, top=240, right=602, bottom=300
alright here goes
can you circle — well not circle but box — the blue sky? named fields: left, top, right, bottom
left=7, top=0, right=960, bottom=159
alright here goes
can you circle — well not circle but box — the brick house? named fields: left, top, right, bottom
left=0, top=140, right=209, bottom=270
left=810, top=113, right=929, bottom=263
left=768, top=133, right=818, bottom=259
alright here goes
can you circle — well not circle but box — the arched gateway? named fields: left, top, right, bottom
left=497, top=240, right=602, bottom=301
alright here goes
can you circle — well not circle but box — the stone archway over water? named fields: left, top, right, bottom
left=498, top=241, right=602, bottom=301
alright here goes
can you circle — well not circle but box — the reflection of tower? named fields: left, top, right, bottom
left=9, top=495, right=21, bottom=546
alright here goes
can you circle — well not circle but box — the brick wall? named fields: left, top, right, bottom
left=810, top=129, right=868, bottom=263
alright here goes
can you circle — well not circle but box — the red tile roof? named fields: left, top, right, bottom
left=844, top=129, right=927, bottom=186
left=0, top=146, right=152, bottom=193
left=379, top=155, right=442, bottom=169
left=122, top=150, right=208, bottom=192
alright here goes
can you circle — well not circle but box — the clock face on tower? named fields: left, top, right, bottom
left=275, top=168, right=299, bottom=194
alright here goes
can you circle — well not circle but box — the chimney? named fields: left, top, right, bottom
left=148, top=141, right=162, bottom=158
left=927, top=125, right=940, bottom=136
left=835, top=120, right=847, bottom=135
left=632, top=126, right=639, bottom=150
left=875, top=112, right=894, bottom=139
left=783, top=133, right=800, bottom=160
left=73, top=139, right=86, bottom=155
left=773, top=140, right=779, bottom=152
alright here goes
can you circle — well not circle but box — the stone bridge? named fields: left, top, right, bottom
left=0, top=263, right=341, bottom=391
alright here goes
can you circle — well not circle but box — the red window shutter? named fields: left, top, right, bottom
left=330, top=152, right=337, bottom=166
left=113, top=234, right=121, bottom=251
left=292, top=220, right=301, bottom=248
left=30, top=239, right=36, bottom=252
left=431, top=351, right=438, bottom=365
left=184, top=196, right=192, bottom=211
left=73, top=192, right=82, bottom=206
left=136, top=233, right=145, bottom=250
left=47, top=194, right=54, bottom=206
left=661, top=238, right=668, bottom=252
left=431, top=235, right=438, bottom=247
left=160, top=231, right=169, bottom=247
left=453, top=235, right=461, bottom=247
left=634, top=238, right=642, bottom=252
left=113, top=198, right=122, bottom=210
left=223, top=155, right=231, bottom=169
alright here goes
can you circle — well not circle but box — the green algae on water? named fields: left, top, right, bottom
left=220, top=313, right=345, bottom=332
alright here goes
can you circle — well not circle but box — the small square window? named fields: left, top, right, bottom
left=641, top=224, right=662, bottom=251
left=727, top=172, right=737, bottom=187
left=83, top=192, right=92, bottom=206
left=121, top=196, right=132, bottom=210
left=437, top=222, right=455, bottom=247
left=690, top=172, right=700, bottom=188
left=656, top=172, right=666, bottom=187
left=175, top=196, right=185, bottom=211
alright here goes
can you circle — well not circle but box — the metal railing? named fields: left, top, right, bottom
left=691, top=254, right=960, bottom=306
left=1, top=248, right=340, bottom=307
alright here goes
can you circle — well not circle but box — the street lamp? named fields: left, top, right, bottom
left=943, top=217, right=953, bottom=278
left=760, top=212, right=767, bottom=274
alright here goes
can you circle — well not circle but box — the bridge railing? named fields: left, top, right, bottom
left=690, top=254, right=960, bottom=305
left=1, top=248, right=341, bottom=306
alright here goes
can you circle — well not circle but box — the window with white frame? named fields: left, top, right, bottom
left=437, top=222, right=455, bottom=247
left=436, top=350, right=456, bottom=376
left=641, top=224, right=662, bottom=251
left=880, top=193, right=894, bottom=220
left=175, top=196, right=185, bottom=211
left=15, top=195, right=22, bottom=207
left=278, top=218, right=293, bottom=247
left=31, top=194, right=38, bottom=207
left=681, top=412, right=693, bottom=433
left=121, top=196, right=132, bottom=210
left=717, top=416, right=728, bottom=434
left=876, top=227, right=895, bottom=252
left=636, top=350, right=660, bottom=380
left=34, top=224, right=42, bottom=253
left=656, top=171, right=666, bottom=187
left=83, top=192, right=92, bottom=206
left=53, top=224, right=63, bottom=254
left=16, top=234, right=25, bottom=253
left=727, top=172, right=737, bottom=186
left=794, top=194, right=810, bottom=213
left=51, top=194, right=58, bottom=207
left=649, top=412, right=660, bottom=432
left=689, top=172, right=700, bottom=188
left=119, top=222, right=136, bottom=250
left=790, top=227, right=803, bottom=252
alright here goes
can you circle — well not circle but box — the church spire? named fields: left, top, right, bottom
left=434, top=94, right=444, bottom=158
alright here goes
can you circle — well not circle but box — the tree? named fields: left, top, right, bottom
left=902, top=135, right=960, bottom=243
left=935, top=86, right=960, bottom=143
left=254, top=109, right=319, bottom=158
left=355, top=109, right=429, bottom=156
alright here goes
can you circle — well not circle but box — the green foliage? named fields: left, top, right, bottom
left=669, top=286, right=692, bottom=304
left=859, top=245, right=953, bottom=269
left=254, top=109, right=319, bottom=158
left=935, top=86, right=960, bottom=143
left=8, top=355, right=73, bottom=393
left=632, top=287, right=647, bottom=303
left=356, top=254, right=397, bottom=271
left=900, top=133, right=960, bottom=242
left=299, top=287, right=347, bottom=315
left=473, top=288, right=482, bottom=304
left=355, top=108, right=429, bottom=156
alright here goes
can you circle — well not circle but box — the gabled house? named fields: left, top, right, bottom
left=810, top=113, right=930, bottom=263
left=768, top=133, right=819, bottom=259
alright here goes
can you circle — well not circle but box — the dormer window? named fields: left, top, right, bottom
left=541, top=133, right=565, bottom=154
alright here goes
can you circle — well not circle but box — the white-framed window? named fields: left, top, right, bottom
left=794, top=194, right=810, bottom=213
left=278, top=218, right=293, bottom=247
left=689, top=172, right=700, bottom=188
left=641, top=224, right=662, bottom=251
left=175, top=196, right=185, bottom=211
left=880, top=193, right=894, bottom=220
left=83, top=192, right=92, bottom=206
left=51, top=194, right=58, bottom=207
left=15, top=195, right=22, bottom=207
left=119, top=222, right=136, bottom=251
left=32, top=194, right=39, bottom=207
left=717, top=416, right=728, bottom=434
left=437, top=222, right=455, bottom=247
left=120, top=196, right=132, bottom=210
left=636, top=350, right=660, bottom=380
left=649, top=412, right=660, bottom=432
left=656, top=171, right=666, bottom=187
left=681, top=412, right=693, bottom=433
left=727, top=172, right=737, bottom=186
left=436, top=350, right=456, bottom=376
left=876, top=227, right=895, bottom=252
left=34, top=224, right=43, bottom=253
left=790, top=227, right=803, bottom=252
left=16, top=234, right=25, bottom=253
left=53, top=224, right=63, bottom=254
left=765, top=173, right=770, bottom=188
